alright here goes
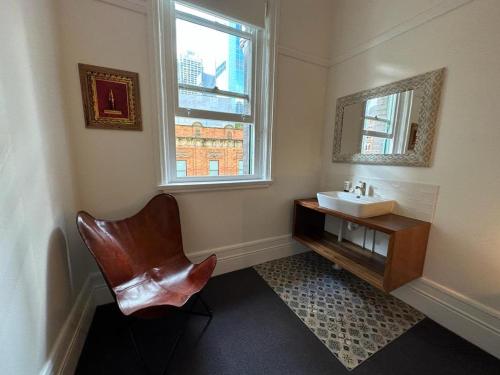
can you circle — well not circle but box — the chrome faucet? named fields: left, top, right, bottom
left=354, top=181, right=367, bottom=197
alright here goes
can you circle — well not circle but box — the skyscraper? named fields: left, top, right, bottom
left=227, top=25, right=246, bottom=94
left=177, top=50, right=203, bottom=86
left=177, top=50, right=205, bottom=110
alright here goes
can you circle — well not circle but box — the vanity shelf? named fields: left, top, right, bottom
left=293, top=198, right=431, bottom=292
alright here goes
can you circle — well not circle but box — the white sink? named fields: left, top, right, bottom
left=317, top=191, right=395, bottom=218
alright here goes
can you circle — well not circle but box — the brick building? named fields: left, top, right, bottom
left=175, top=122, right=246, bottom=177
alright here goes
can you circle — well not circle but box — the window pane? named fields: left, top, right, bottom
left=178, top=88, right=250, bottom=116
left=208, top=160, right=219, bottom=176
left=364, top=93, right=397, bottom=134
left=363, top=118, right=391, bottom=133
left=175, top=17, right=252, bottom=115
left=176, top=160, right=187, bottom=177
left=237, top=160, right=243, bottom=175
left=175, top=116, right=254, bottom=177
left=365, top=94, right=397, bottom=120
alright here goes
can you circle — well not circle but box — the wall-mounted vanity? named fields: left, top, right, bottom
left=293, top=197, right=431, bottom=293
left=299, top=69, right=446, bottom=292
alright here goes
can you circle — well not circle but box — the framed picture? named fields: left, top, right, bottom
left=78, top=63, right=142, bottom=131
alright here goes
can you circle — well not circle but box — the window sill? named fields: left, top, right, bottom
left=158, top=179, right=273, bottom=193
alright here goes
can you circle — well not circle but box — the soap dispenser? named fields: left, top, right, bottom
left=343, top=181, right=351, bottom=192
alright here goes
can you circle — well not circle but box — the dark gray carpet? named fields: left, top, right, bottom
left=76, top=267, right=499, bottom=374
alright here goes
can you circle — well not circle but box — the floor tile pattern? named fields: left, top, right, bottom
left=254, top=252, right=425, bottom=370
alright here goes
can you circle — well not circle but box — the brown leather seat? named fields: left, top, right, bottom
left=76, top=193, right=217, bottom=317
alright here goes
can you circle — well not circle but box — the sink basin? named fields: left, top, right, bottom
left=317, top=191, right=395, bottom=218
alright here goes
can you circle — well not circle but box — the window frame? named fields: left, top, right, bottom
left=174, top=9, right=255, bottom=124
left=153, top=0, right=278, bottom=190
left=359, top=90, right=414, bottom=155
left=172, top=9, right=259, bottom=119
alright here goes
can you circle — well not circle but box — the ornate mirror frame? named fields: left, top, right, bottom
left=332, top=68, right=445, bottom=167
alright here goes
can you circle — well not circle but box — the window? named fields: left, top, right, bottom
left=176, top=160, right=187, bottom=177
left=237, top=160, right=244, bottom=175
left=360, top=90, right=414, bottom=155
left=209, top=160, right=219, bottom=176
left=155, top=0, right=277, bottom=189
left=175, top=4, right=252, bottom=118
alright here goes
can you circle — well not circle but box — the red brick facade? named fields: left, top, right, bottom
left=175, top=122, right=244, bottom=177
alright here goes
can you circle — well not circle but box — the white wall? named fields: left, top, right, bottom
left=5, top=0, right=499, bottom=371
left=279, top=0, right=334, bottom=61
left=0, top=0, right=90, bottom=374
left=330, top=0, right=451, bottom=62
left=323, top=0, right=500, bottom=314
left=58, top=0, right=331, bottom=255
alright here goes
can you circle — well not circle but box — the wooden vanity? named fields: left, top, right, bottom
left=293, top=198, right=431, bottom=293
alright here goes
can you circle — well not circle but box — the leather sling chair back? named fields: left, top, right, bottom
left=76, top=193, right=216, bottom=373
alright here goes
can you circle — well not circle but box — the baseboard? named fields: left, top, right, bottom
left=41, top=234, right=307, bottom=374
left=188, top=234, right=307, bottom=276
left=392, top=277, right=500, bottom=359
left=40, top=276, right=96, bottom=375
left=43, top=235, right=499, bottom=373
left=92, top=234, right=308, bottom=305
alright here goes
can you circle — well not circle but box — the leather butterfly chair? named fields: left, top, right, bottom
left=76, top=193, right=217, bottom=374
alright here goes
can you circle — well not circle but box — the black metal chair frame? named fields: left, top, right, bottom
left=126, top=293, right=213, bottom=375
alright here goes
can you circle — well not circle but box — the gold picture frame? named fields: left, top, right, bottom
left=78, top=63, right=142, bottom=131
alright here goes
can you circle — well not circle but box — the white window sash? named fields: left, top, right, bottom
left=173, top=7, right=257, bottom=122
left=170, top=1, right=260, bottom=183
left=363, top=115, right=391, bottom=124
left=176, top=108, right=253, bottom=123
left=175, top=9, right=254, bottom=40
left=153, top=0, right=277, bottom=188
left=362, top=130, right=394, bottom=139
left=177, top=82, right=253, bottom=123
left=178, top=83, right=249, bottom=101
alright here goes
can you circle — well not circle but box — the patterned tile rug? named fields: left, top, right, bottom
left=254, top=252, right=425, bottom=370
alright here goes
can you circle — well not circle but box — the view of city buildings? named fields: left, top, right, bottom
left=176, top=33, right=250, bottom=116
left=175, top=122, right=245, bottom=177
left=175, top=22, right=251, bottom=177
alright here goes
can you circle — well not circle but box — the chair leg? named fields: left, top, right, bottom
left=127, top=317, right=153, bottom=375
left=197, top=294, right=213, bottom=318
left=182, top=293, right=213, bottom=319
left=160, top=312, right=189, bottom=375
left=183, top=293, right=214, bottom=346
left=125, top=295, right=213, bottom=375
left=126, top=313, right=189, bottom=375
left=161, top=294, right=213, bottom=375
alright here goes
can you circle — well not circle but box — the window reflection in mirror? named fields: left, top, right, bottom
left=340, top=88, right=423, bottom=155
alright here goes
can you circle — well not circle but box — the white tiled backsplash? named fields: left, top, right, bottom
left=323, top=175, right=440, bottom=222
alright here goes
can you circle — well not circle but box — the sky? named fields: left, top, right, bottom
left=175, top=3, right=250, bottom=78
left=176, top=19, right=228, bottom=76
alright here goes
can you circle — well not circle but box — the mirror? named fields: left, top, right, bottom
left=340, top=88, right=423, bottom=155
left=332, top=69, right=444, bottom=166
